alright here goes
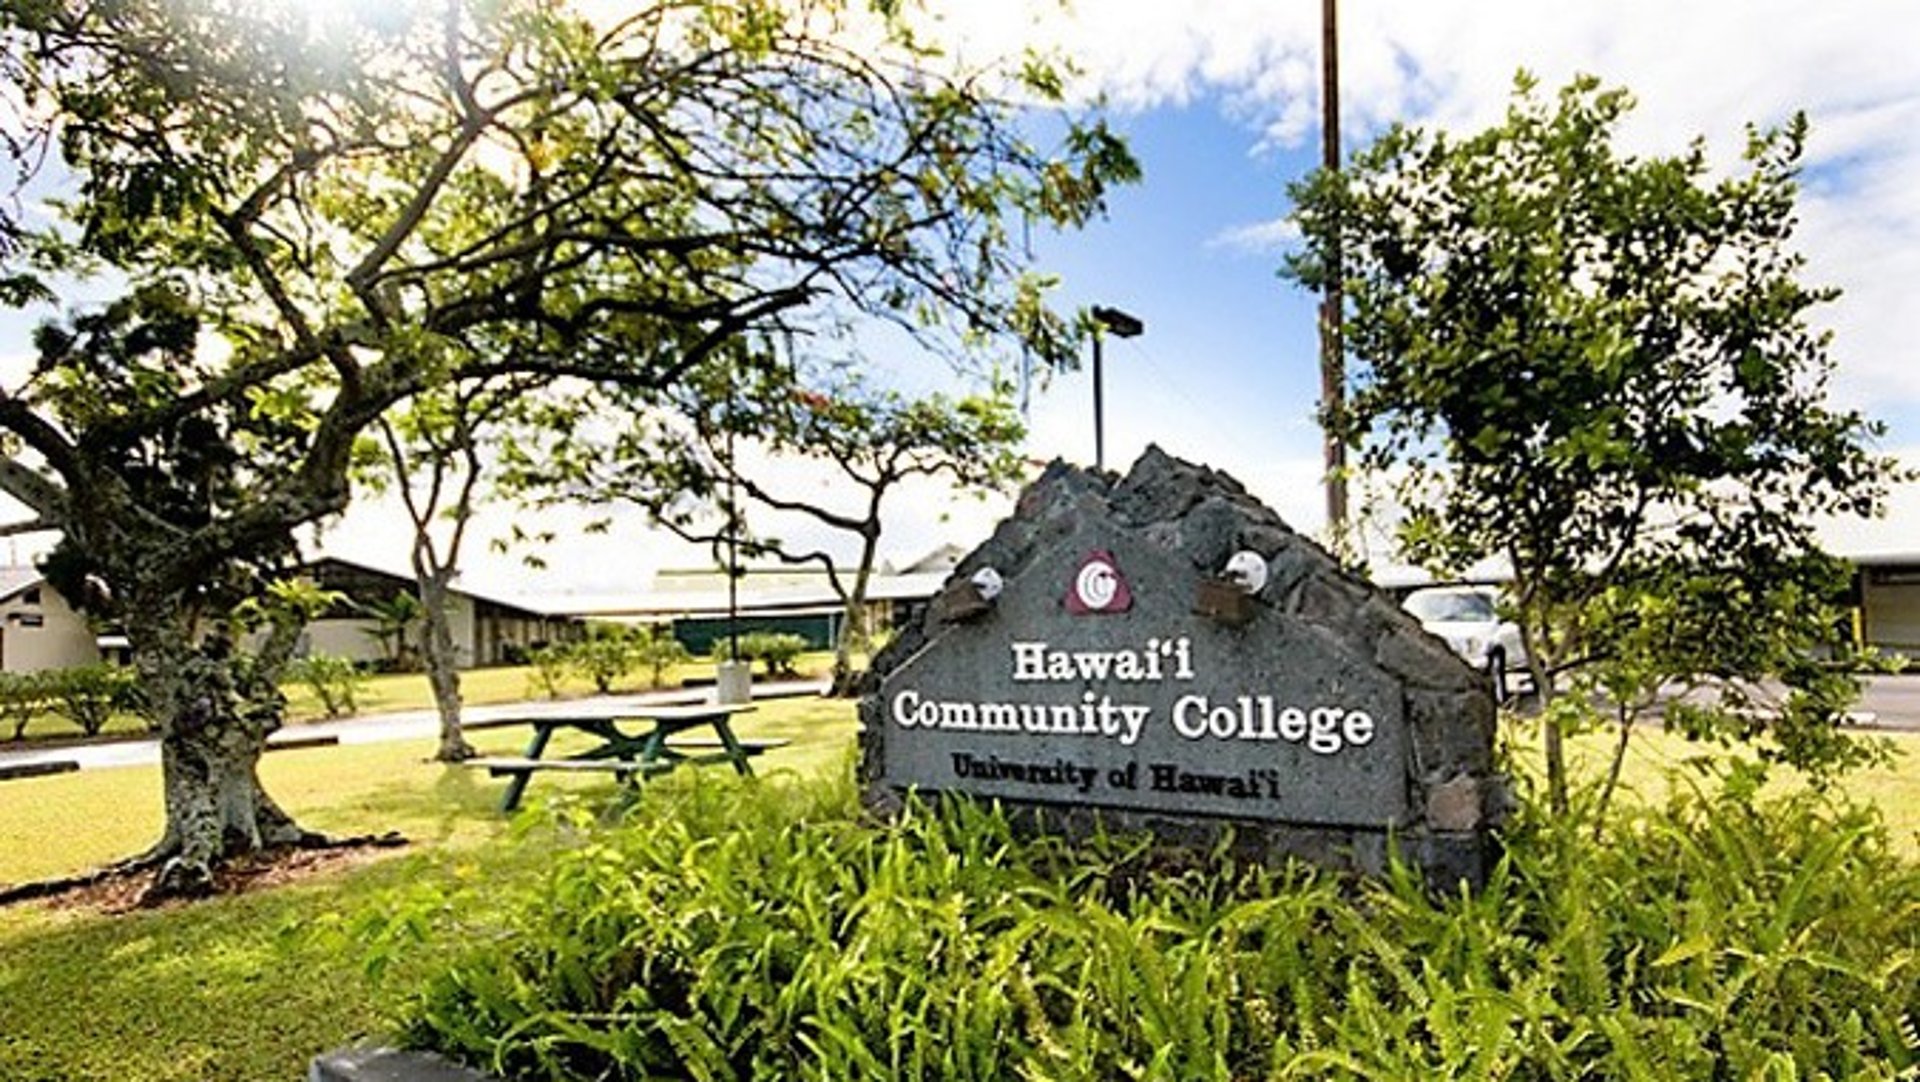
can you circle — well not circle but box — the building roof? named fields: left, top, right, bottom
left=0, top=566, right=45, bottom=605
left=302, top=556, right=564, bottom=620
left=554, top=567, right=951, bottom=620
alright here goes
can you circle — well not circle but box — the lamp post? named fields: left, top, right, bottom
left=1090, top=305, right=1144, bottom=471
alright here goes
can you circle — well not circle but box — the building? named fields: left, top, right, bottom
left=556, top=551, right=958, bottom=654
left=0, top=557, right=579, bottom=674
left=0, top=567, right=108, bottom=673
left=300, top=557, right=580, bottom=668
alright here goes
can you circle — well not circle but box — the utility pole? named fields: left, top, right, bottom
left=1319, top=0, right=1348, bottom=535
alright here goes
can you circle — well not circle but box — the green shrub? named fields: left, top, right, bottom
left=287, top=653, right=367, bottom=719
left=0, top=670, right=51, bottom=740
left=633, top=625, right=690, bottom=689
left=40, top=664, right=138, bottom=737
left=525, top=644, right=569, bottom=700
left=391, top=768, right=1920, bottom=1080
left=736, top=631, right=809, bottom=677
left=566, top=626, right=637, bottom=694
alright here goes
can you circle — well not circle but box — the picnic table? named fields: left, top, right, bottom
left=466, top=702, right=788, bottom=812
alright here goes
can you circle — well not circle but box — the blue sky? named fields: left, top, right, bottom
left=1022, top=104, right=1328, bottom=480
left=5, top=0, right=1920, bottom=593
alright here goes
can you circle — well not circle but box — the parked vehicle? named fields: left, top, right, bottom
left=1402, top=585, right=1528, bottom=700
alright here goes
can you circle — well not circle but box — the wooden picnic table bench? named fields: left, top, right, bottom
left=464, top=702, right=788, bottom=812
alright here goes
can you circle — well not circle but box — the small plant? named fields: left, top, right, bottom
left=287, top=653, right=368, bottom=719
left=525, top=643, right=568, bottom=700
left=632, top=625, right=691, bottom=689
left=567, top=625, right=638, bottom=694
left=736, top=631, right=809, bottom=677
left=40, top=664, right=137, bottom=737
left=0, top=670, right=50, bottom=740
left=359, top=591, right=423, bottom=672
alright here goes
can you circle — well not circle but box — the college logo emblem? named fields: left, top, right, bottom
left=1066, top=550, right=1133, bottom=614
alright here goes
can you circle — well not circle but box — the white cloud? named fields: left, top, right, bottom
left=1207, top=215, right=1300, bottom=254
left=918, top=0, right=1920, bottom=415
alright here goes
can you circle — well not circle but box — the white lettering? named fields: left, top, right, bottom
left=1208, top=702, right=1238, bottom=739
left=1172, top=694, right=1208, bottom=738
left=979, top=703, right=1020, bottom=732
left=892, top=690, right=921, bottom=728
left=1343, top=710, right=1376, bottom=748
left=1004, top=636, right=1199, bottom=684
left=1278, top=707, right=1307, bottom=741
left=1308, top=708, right=1343, bottom=754
left=1011, top=642, right=1048, bottom=682
left=1074, top=652, right=1114, bottom=681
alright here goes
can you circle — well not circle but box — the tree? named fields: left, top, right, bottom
left=511, top=355, right=1026, bottom=695
left=358, top=379, right=533, bottom=761
left=1285, top=75, right=1901, bottom=816
left=0, top=0, right=1134, bottom=897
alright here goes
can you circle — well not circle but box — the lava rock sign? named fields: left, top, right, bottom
left=860, top=448, right=1506, bottom=885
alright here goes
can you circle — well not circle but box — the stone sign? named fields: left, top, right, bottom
left=860, top=447, right=1505, bottom=884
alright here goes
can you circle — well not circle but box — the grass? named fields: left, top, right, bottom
left=0, top=694, right=859, bottom=1082
left=1508, top=719, right=1920, bottom=857
left=0, top=704, right=1915, bottom=1081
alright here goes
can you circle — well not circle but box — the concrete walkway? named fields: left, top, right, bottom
left=0, top=679, right=829, bottom=775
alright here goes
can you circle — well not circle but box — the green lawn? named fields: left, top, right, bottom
left=1506, top=720, right=1920, bottom=857
left=0, top=694, right=859, bottom=1082
left=0, top=706, right=1914, bottom=1081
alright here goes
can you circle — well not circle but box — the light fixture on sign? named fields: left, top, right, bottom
left=1222, top=550, right=1270, bottom=595
left=933, top=565, right=1002, bottom=624
left=1193, top=551, right=1266, bottom=628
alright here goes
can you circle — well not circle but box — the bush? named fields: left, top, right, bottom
left=525, top=644, right=569, bottom=700
left=0, top=670, right=51, bottom=740
left=633, top=626, right=690, bottom=689
left=40, top=664, right=138, bottom=737
left=567, top=626, right=638, bottom=694
left=287, top=653, right=367, bottom=719
left=393, top=770, right=1920, bottom=1081
left=736, top=631, right=809, bottom=677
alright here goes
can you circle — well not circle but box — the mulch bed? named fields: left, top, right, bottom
left=5, top=835, right=409, bottom=915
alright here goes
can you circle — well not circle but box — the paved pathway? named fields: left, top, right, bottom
left=1847, top=674, right=1920, bottom=733
left=0, top=679, right=829, bottom=774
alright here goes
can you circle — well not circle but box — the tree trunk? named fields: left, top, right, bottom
left=1516, top=600, right=1568, bottom=815
left=417, top=569, right=473, bottom=763
left=137, top=609, right=320, bottom=900
left=830, top=529, right=881, bottom=697
left=1593, top=705, right=1635, bottom=841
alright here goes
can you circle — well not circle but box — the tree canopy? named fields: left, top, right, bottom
left=1286, top=74, right=1901, bottom=812
left=0, top=0, right=1135, bottom=896
left=506, top=350, right=1027, bottom=691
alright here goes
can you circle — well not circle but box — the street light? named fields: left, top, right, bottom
left=1090, top=305, right=1144, bottom=470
